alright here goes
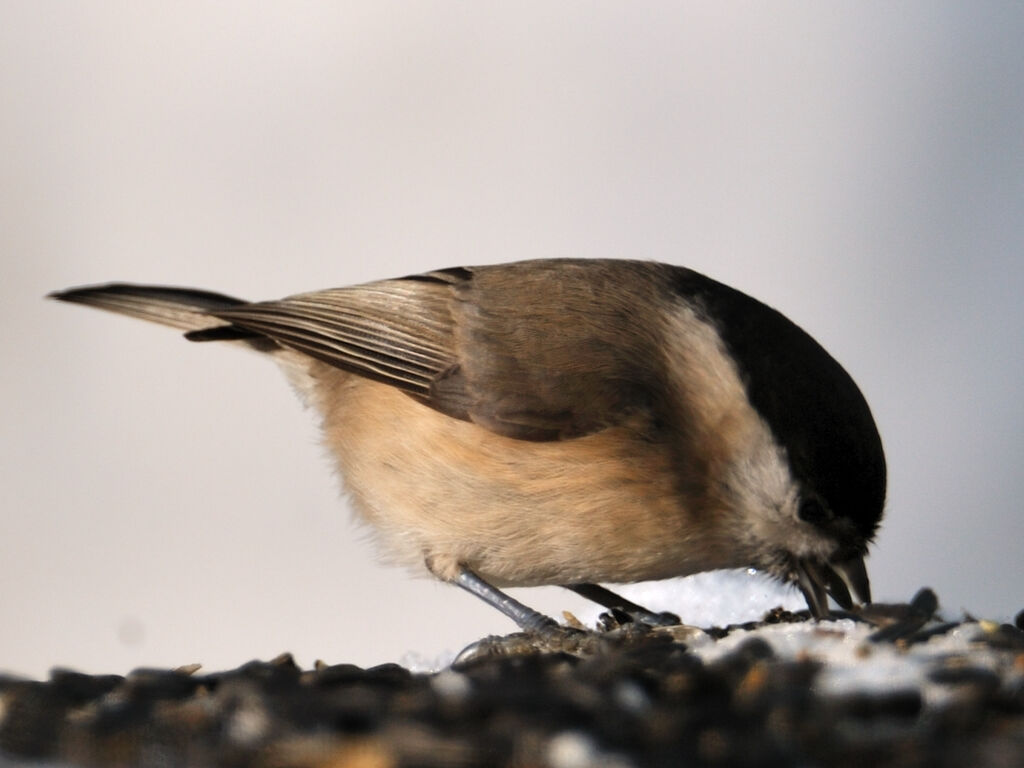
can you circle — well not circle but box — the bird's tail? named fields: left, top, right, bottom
left=51, top=282, right=321, bottom=403
left=48, top=283, right=251, bottom=337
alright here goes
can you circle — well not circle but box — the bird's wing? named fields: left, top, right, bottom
left=211, top=260, right=670, bottom=440
left=208, top=270, right=459, bottom=396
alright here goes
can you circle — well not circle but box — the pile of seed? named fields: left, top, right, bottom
left=1, top=590, right=1022, bottom=768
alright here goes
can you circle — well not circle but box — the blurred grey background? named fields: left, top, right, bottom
left=2, top=3, right=1022, bottom=679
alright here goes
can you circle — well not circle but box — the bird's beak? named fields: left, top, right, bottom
left=830, top=555, right=871, bottom=605
left=794, top=555, right=871, bottom=619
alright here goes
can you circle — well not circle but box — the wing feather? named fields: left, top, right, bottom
left=210, top=279, right=457, bottom=395
left=207, top=261, right=670, bottom=440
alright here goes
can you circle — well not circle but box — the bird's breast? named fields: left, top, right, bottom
left=308, top=366, right=742, bottom=586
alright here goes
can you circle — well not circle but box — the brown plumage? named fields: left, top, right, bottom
left=51, top=259, right=884, bottom=628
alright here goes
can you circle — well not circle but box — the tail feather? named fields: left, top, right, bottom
left=49, top=283, right=248, bottom=334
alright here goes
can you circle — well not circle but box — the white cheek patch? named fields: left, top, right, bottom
left=723, top=411, right=840, bottom=564
left=659, top=303, right=834, bottom=563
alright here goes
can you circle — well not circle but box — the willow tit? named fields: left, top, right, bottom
left=51, top=259, right=884, bottom=629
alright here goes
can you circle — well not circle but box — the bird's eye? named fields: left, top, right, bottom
left=798, top=497, right=831, bottom=525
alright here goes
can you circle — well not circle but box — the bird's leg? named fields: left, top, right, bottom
left=564, top=583, right=680, bottom=627
left=454, top=566, right=558, bottom=632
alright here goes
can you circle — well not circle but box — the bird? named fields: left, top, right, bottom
left=50, top=258, right=885, bottom=630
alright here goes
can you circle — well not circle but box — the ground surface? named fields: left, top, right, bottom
left=2, top=590, right=1023, bottom=768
